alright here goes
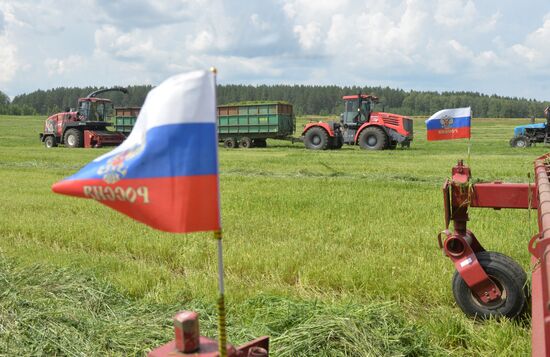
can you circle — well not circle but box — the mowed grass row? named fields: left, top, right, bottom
left=0, top=114, right=547, bottom=355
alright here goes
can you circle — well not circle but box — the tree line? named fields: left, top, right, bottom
left=1, top=84, right=549, bottom=118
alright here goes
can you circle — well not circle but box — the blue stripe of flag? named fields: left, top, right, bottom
left=426, top=116, right=471, bottom=130
left=66, top=123, right=218, bottom=181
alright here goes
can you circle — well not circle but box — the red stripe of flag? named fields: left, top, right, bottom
left=52, top=175, right=220, bottom=233
left=427, top=126, right=471, bottom=141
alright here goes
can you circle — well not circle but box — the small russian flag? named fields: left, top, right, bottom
left=425, top=107, right=471, bottom=141
left=52, top=70, right=221, bottom=233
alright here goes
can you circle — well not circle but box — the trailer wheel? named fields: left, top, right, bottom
left=240, top=137, right=253, bottom=149
left=452, top=251, right=527, bottom=319
left=510, top=135, right=531, bottom=148
left=304, top=127, right=329, bottom=150
left=44, top=136, right=57, bottom=148
left=223, top=138, right=237, bottom=148
left=64, top=129, right=83, bottom=148
left=358, top=127, right=387, bottom=150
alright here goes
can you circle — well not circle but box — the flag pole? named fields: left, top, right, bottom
left=210, top=67, right=228, bottom=357
left=467, top=108, right=472, bottom=166
left=214, top=229, right=227, bottom=357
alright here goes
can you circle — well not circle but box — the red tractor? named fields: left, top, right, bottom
left=301, top=94, right=413, bottom=150
left=39, top=87, right=128, bottom=148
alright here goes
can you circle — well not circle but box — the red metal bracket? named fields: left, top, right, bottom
left=441, top=231, right=500, bottom=303
left=148, top=311, right=269, bottom=357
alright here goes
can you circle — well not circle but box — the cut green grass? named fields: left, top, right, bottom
left=0, top=115, right=541, bottom=355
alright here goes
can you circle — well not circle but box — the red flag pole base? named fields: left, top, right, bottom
left=147, top=310, right=269, bottom=357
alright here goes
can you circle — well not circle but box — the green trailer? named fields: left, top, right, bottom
left=113, top=107, right=141, bottom=135
left=111, top=103, right=295, bottom=148
left=217, top=102, right=295, bottom=148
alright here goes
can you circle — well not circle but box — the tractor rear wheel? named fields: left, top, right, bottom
left=223, top=138, right=237, bottom=148
left=44, top=136, right=57, bottom=148
left=304, top=127, right=329, bottom=150
left=452, top=251, right=527, bottom=319
left=510, top=135, right=531, bottom=148
left=358, top=127, right=387, bottom=150
left=64, top=129, right=83, bottom=148
left=240, top=137, right=253, bottom=148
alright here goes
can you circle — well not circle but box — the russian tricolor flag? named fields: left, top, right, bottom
left=425, top=107, right=471, bottom=141
left=52, top=70, right=220, bottom=233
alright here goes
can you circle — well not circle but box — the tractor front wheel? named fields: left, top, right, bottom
left=358, top=127, right=387, bottom=150
left=452, top=251, right=527, bottom=319
left=44, top=136, right=57, bottom=148
left=64, top=129, right=83, bottom=148
left=510, top=135, right=531, bottom=148
left=304, top=127, right=329, bottom=150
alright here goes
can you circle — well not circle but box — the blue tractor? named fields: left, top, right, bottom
left=509, top=107, right=550, bottom=148
left=509, top=123, right=547, bottom=148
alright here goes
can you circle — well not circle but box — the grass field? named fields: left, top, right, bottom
left=0, top=115, right=547, bottom=356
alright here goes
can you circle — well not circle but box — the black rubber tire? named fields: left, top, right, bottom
left=240, top=137, right=253, bottom=148
left=358, top=127, right=387, bottom=150
left=452, top=251, right=527, bottom=319
left=510, top=135, right=531, bottom=148
left=64, top=129, right=83, bottom=148
left=253, top=139, right=267, bottom=148
left=223, top=138, right=237, bottom=148
left=304, top=127, right=329, bottom=150
left=44, top=136, right=57, bottom=148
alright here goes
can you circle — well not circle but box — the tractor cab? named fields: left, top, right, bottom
left=77, top=98, right=113, bottom=122
left=341, top=94, right=379, bottom=129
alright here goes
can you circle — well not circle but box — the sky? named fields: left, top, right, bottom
left=1, top=0, right=550, bottom=100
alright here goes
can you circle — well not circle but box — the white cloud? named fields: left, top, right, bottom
left=94, top=25, right=156, bottom=61
left=434, top=0, right=477, bottom=27
left=293, top=22, right=321, bottom=51
left=186, top=30, right=215, bottom=52
left=45, top=55, right=85, bottom=76
left=0, top=37, right=18, bottom=83
left=1, top=0, right=550, bottom=100
left=509, top=14, right=550, bottom=69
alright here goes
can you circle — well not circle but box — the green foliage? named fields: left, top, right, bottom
left=0, top=90, right=9, bottom=105
left=0, top=115, right=538, bottom=355
left=7, top=84, right=550, bottom=117
left=0, top=90, right=36, bottom=115
left=11, top=85, right=152, bottom=116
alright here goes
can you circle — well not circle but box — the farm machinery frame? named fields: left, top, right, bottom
left=438, top=154, right=550, bottom=356
left=39, top=87, right=128, bottom=148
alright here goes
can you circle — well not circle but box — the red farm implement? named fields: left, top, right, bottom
left=148, top=310, right=269, bottom=357
left=39, top=87, right=128, bottom=148
left=439, top=154, right=550, bottom=356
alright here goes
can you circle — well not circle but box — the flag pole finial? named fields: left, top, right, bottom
left=210, top=67, right=217, bottom=74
